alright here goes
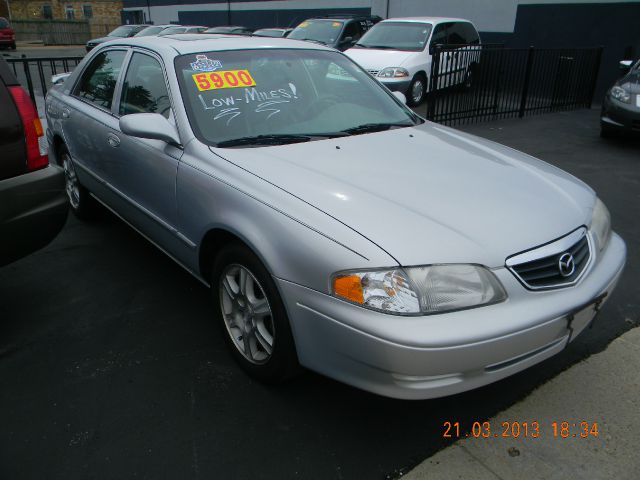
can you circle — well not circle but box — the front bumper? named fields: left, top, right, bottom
left=378, top=78, right=412, bottom=93
left=277, top=232, right=626, bottom=399
left=601, top=95, right=640, bottom=133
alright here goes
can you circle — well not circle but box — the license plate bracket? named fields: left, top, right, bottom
left=566, top=292, right=608, bottom=343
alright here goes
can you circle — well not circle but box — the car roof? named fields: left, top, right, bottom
left=381, top=16, right=470, bottom=24
left=99, top=34, right=335, bottom=55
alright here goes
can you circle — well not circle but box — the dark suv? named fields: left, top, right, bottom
left=288, top=15, right=381, bottom=51
left=0, top=57, right=67, bottom=266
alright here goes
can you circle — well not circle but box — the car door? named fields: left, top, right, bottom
left=63, top=49, right=127, bottom=192
left=107, top=50, right=183, bottom=253
left=429, top=22, right=452, bottom=90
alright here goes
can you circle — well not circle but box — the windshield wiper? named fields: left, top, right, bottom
left=353, top=43, right=369, bottom=48
left=341, top=122, right=413, bottom=135
left=362, top=45, right=396, bottom=50
left=216, top=134, right=313, bottom=148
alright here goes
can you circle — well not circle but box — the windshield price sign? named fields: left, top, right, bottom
left=192, top=70, right=257, bottom=91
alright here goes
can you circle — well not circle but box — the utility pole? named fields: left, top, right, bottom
left=4, top=0, right=12, bottom=20
left=146, top=0, right=151, bottom=24
left=227, top=0, right=231, bottom=25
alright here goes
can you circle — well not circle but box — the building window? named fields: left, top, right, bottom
left=42, top=5, right=53, bottom=19
left=65, top=5, right=75, bottom=20
left=83, top=5, right=93, bottom=19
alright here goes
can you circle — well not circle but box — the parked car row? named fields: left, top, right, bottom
left=41, top=33, right=626, bottom=400
left=601, top=58, right=640, bottom=137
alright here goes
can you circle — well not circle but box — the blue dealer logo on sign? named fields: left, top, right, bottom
left=191, top=55, right=223, bottom=72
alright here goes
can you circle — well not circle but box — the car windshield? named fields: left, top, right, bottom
left=288, top=20, right=344, bottom=45
left=160, top=26, right=186, bottom=35
left=175, top=48, right=420, bottom=147
left=253, top=29, right=283, bottom=38
left=108, top=25, right=136, bottom=37
left=207, top=27, right=239, bottom=34
left=355, top=22, right=433, bottom=51
left=134, top=26, right=165, bottom=37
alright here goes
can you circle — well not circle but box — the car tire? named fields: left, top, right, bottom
left=10, top=42, right=16, bottom=50
left=59, top=145, right=97, bottom=220
left=407, top=73, right=427, bottom=107
left=211, top=243, right=300, bottom=384
left=461, top=65, right=475, bottom=90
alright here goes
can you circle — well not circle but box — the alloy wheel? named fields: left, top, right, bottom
left=219, top=264, right=275, bottom=364
left=62, top=153, right=80, bottom=209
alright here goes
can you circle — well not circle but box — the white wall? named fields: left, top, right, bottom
left=371, top=0, right=640, bottom=33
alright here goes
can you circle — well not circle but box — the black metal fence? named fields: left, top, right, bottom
left=6, top=55, right=84, bottom=115
left=425, top=45, right=603, bottom=125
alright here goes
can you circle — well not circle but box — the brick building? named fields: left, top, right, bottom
left=8, top=0, right=123, bottom=37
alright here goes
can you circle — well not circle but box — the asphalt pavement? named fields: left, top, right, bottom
left=0, top=108, right=638, bottom=480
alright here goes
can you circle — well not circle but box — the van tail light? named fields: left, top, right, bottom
left=8, top=85, right=48, bottom=172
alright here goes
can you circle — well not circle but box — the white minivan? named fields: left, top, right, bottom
left=345, top=17, right=481, bottom=106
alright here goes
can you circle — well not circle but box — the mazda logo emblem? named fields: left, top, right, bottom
left=558, top=253, right=575, bottom=278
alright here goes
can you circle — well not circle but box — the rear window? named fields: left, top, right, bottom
left=288, top=20, right=344, bottom=46
left=0, top=18, right=10, bottom=29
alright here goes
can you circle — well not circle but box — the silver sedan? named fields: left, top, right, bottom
left=45, top=35, right=626, bottom=399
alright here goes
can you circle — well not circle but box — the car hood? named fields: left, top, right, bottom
left=212, top=123, right=595, bottom=268
left=345, top=47, right=415, bottom=70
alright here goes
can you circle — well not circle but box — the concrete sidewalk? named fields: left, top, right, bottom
left=405, top=326, right=640, bottom=480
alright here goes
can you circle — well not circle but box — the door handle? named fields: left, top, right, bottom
left=107, top=133, right=121, bottom=148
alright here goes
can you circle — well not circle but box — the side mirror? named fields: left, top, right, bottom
left=119, top=113, right=180, bottom=145
left=619, top=60, right=633, bottom=72
left=392, top=91, right=407, bottom=105
left=51, top=72, right=72, bottom=86
left=429, top=43, right=443, bottom=55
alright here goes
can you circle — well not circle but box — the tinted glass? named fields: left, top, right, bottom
left=356, top=22, right=432, bottom=51
left=342, top=22, right=362, bottom=42
left=120, top=53, right=171, bottom=118
left=448, top=22, right=479, bottom=45
left=430, top=23, right=450, bottom=47
left=74, top=50, right=126, bottom=110
left=288, top=20, right=344, bottom=45
left=109, top=26, right=137, bottom=37
left=0, top=17, right=10, bottom=28
left=175, top=49, right=419, bottom=146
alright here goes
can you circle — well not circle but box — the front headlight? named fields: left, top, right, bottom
left=610, top=86, right=631, bottom=103
left=332, top=265, right=506, bottom=315
left=378, top=67, right=409, bottom=78
left=590, top=197, right=611, bottom=251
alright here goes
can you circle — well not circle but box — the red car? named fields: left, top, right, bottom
left=0, top=17, right=16, bottom=50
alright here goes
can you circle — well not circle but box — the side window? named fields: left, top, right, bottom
left=430, top=23, right=450, bottom=48
left=457, top=22, right=480, bottom=45
left=447, top=23, right=466, bottom=45
left=343, top=21, right=362, bottom=42
left=74, top=50, right=126, bottom=110
left=119, top=52, right=171, bottom=118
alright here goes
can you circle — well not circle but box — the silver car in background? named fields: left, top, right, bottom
left=45, top=35, right=626, bottom=399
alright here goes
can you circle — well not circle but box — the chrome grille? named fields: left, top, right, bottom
left=506, top=228, right=592, bottom=290
left=367, top=69, right=379, bottom=76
